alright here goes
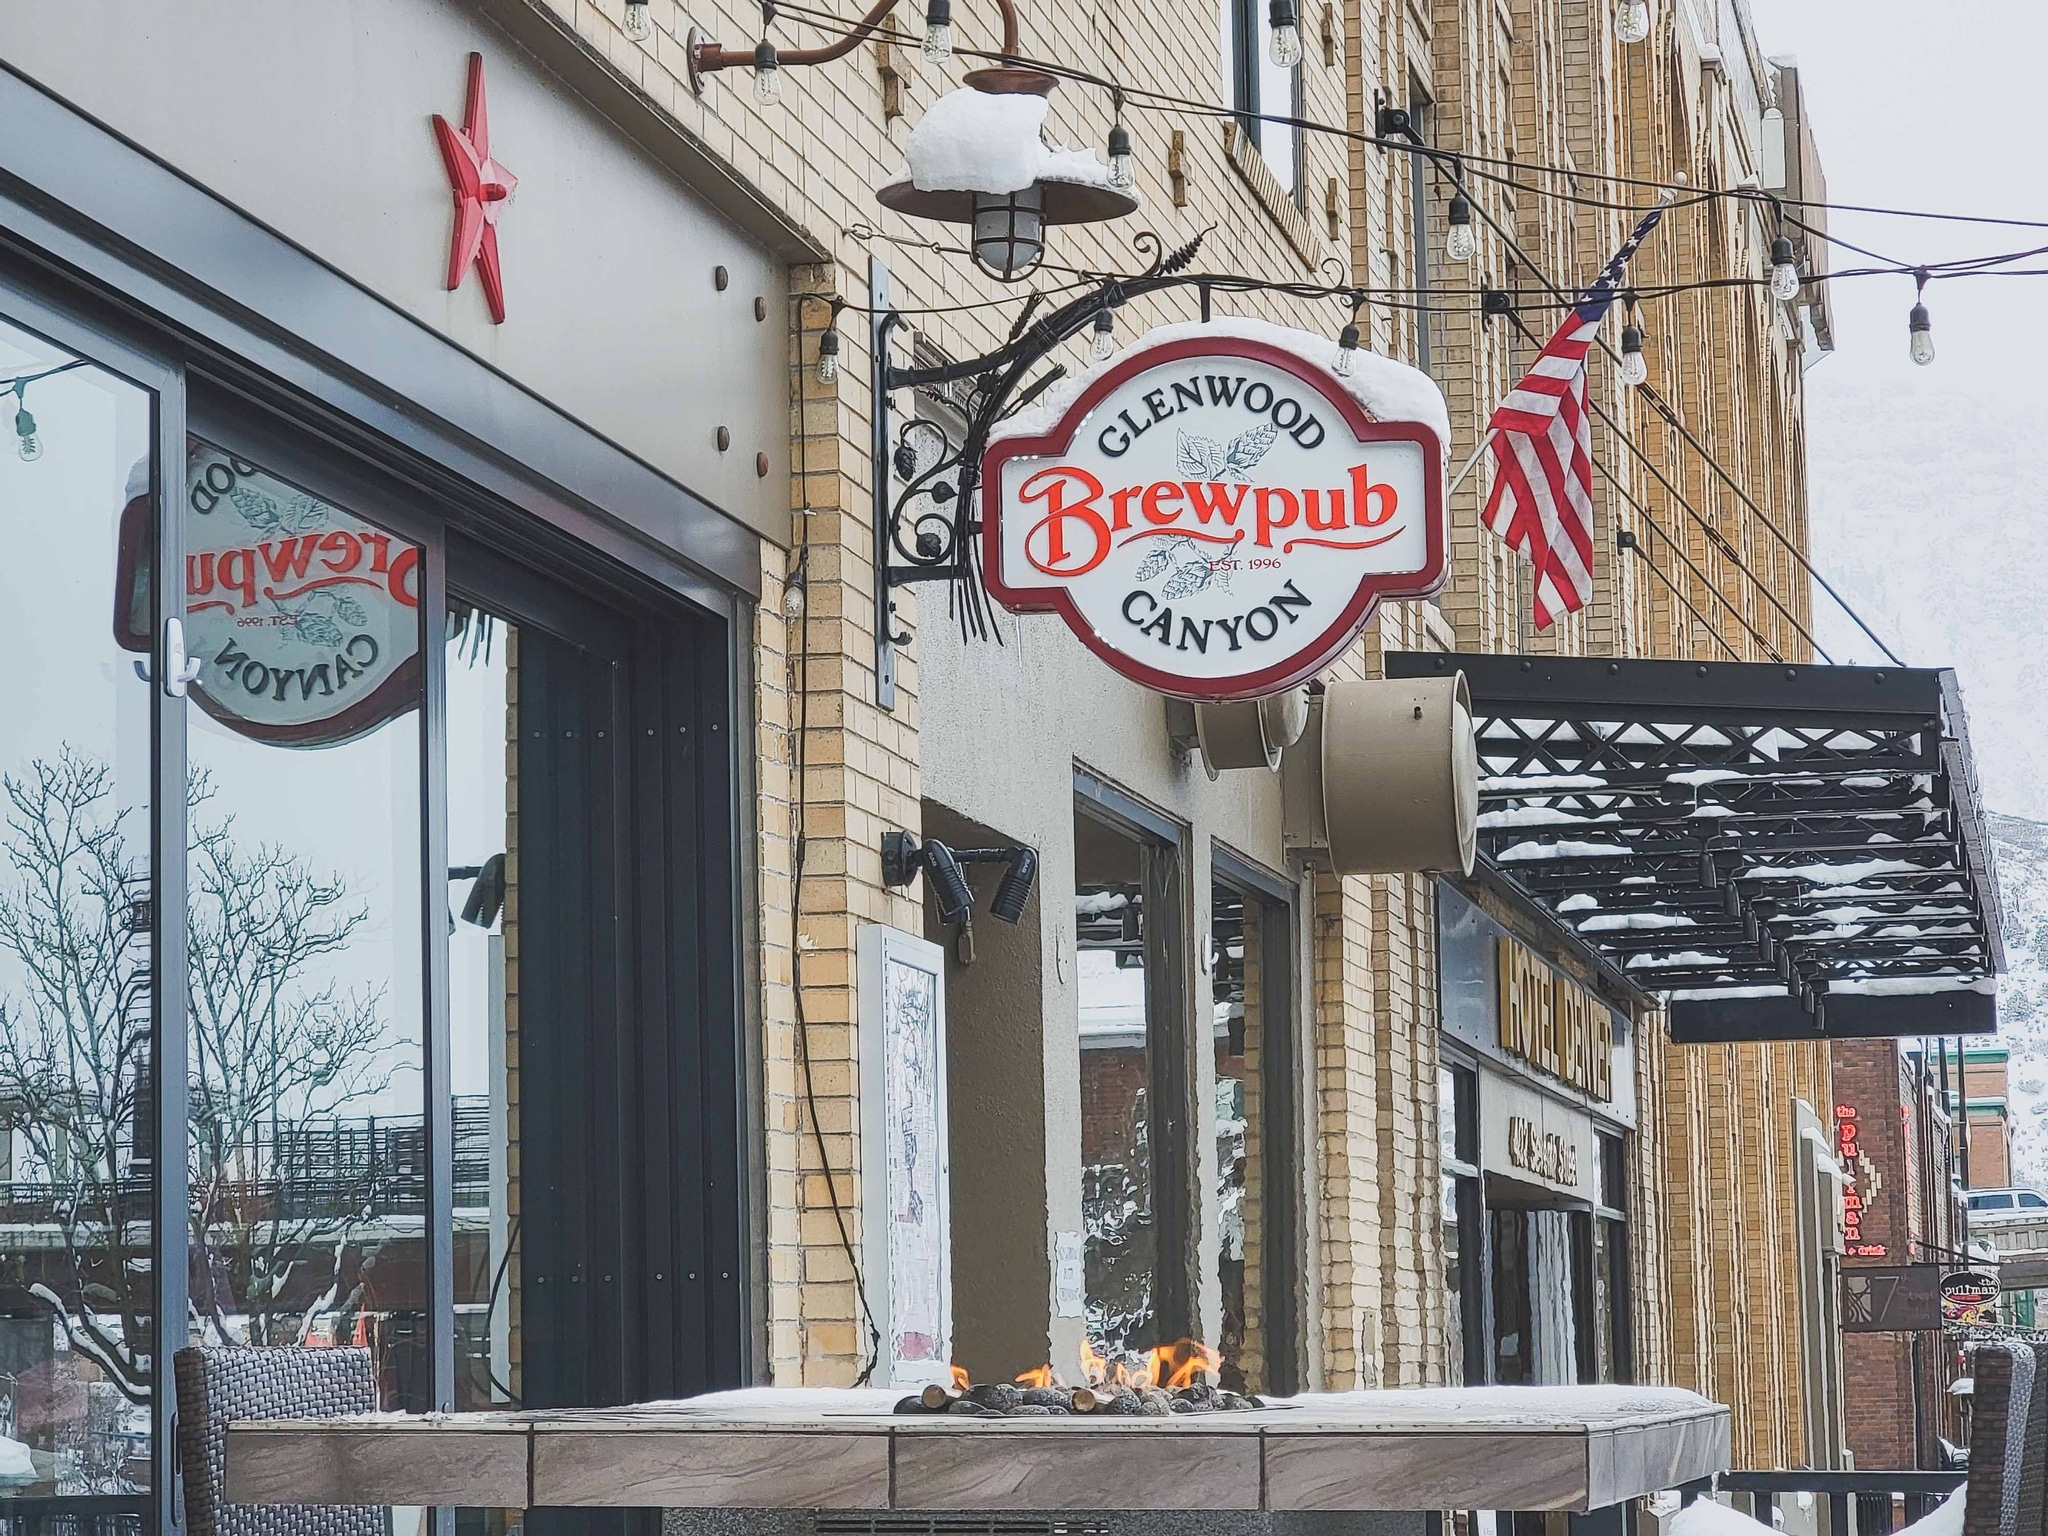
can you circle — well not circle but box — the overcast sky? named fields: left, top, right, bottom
left=1749, top=0, right=2048, bottom=814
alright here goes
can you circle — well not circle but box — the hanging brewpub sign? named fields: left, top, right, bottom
left=981, top=320, right=1448, bottom=700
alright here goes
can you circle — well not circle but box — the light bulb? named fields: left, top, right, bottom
left=1107, top=124, right=1135, bottom=192
left=13, top=409, right=39, bottom=462
left=1909, top=302, right=1935, bottom=367
left=816, top=327, right=841, bottom=384
left=623, top=0, right=654, bottom=41
left=1617, top=325, right=1648, bottom=387
left=1091, top=309, right=1116, bottom=363
left=1768, top=236, right=1801, bottom=302
left=1445, top=191, right=1476, bottom=262
left=922, top=0, right=953, bottom=61
left=1333, top=322, right=1360, bottom=377
left=753, top=39, right=781, bottom=104
left=1616, top=0, right=1650, bottom=43
left=1268, top=0, right=1302, bottom=66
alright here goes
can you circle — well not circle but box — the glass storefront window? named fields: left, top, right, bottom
left=1439, top=1062, right=1481, bottom=1384
left=1210, top=869, right=1294, bottom=1395
left=0, top=316, right=156, bottom=1505
left=181, top=438, right=429, bottom=1411
left=445, top=608, right=513, bottom=1413
left=1075, top=795, right=1187, bottom=1375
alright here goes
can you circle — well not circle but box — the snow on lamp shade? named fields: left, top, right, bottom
left=877, top=85, right=1140, bottom=282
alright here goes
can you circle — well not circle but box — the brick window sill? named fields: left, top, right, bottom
left=1222, top=121, right=1321, bottom=271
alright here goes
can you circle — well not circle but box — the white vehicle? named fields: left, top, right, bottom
left=1966, top=1187, right=2048, bottom=1219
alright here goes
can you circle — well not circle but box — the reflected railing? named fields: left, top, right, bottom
left=0, top=1098, right=493, bottom=1230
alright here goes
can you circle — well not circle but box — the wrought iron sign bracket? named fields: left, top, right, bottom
left=866, top=237, right=1207, bottom=709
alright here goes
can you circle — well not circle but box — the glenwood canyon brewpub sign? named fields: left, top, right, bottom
left=982, top=336, right=1446, bottom=700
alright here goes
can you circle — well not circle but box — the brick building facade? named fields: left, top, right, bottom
left=1832, top=1039, right=1967, bottom=1468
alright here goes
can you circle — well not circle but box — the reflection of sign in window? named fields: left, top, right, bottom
left=1496, top=936, right=1613, bottom=1101
left=116, top=440, right=423, bottom=746
left=1506, top=1114, right=1579, bottom=1187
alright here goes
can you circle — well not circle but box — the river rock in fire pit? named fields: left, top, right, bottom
left=1019, top=1387, right=1074, bottom=1410
left=964, top=1383, right=1023, bottom=1412
left=1136, top=1389, right=1173, bottom=1417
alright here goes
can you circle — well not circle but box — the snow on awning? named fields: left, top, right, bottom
left=1388, top=653, right=2002, bottom=1043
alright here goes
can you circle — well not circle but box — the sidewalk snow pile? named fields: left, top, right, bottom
left=1668, top=1490, right=1961, bottom=1536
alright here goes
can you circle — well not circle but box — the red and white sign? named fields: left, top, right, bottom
left=982, top=335, right=1445, bottom=701
left=117, top=442, right=424, bottom=747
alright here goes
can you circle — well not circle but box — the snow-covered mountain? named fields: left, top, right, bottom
left=1987, top=814, right=2048, bottom=1191
left=1806, top=379, right=2048, bottom=1190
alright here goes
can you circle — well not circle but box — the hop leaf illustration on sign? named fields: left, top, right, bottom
left=1176, top=431, right=1225, bottom=479
left=1176, top=426, right=1279, bottom=483
left=1134, top=545, right=1175, bottom=581
left=288, top=608, right=346, bottom=648
left=1160, top=561, right=1212, bottom=599
left=333, top=593, right=369, bottom=626
left=229, top=487, right=327, bottom=536
left=1226, top=424, right=1279, bottom=476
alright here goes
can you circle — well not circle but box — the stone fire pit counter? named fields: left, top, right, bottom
left=224, top=1385, right=1729, bottom=1515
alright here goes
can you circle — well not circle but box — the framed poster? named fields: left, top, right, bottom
left=857, top=923, right=952, bottom=1386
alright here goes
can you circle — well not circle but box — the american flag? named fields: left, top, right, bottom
left=1479, top=203, right=1667, bottom=629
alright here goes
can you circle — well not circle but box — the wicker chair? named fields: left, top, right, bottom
left=174, top=1344, right=387, bottom=1536
left=1961, top=1341, right=2046, bottom=1536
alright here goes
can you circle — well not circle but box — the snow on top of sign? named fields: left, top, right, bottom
left=989, top=315, right=1452, bottom=451
left=1579, top=912, right=1696, bottom=932
left=883, top=87, right=1121, bottom=200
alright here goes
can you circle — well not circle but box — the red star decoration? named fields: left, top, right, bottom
left=432, top=53, right=518, bottom=323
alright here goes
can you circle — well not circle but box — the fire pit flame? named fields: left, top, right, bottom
left=904, top=1341, right=1253, bottom=1418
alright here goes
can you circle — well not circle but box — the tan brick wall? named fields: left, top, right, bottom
left=524, top=0, right=1832, bottom=1421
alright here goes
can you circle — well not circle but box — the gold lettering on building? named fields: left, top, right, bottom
left=1496, top=936, right=1613, bottom=1102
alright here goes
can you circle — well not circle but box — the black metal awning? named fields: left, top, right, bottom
left=1386, top=652, right=2003, bottom=1043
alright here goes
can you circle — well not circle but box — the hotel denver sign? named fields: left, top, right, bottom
left=982, top=333, right=1446, bottom=701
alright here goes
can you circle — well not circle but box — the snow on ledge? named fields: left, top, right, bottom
left=988, top=316, right=1453, bottom=454
left=881, top=87, right=1125, bottom=201
left=1273, top=1385, right=1719, bottom=1425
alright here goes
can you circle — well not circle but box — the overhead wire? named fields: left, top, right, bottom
left=765, top=0, right=1920, bottom=664
left=763, top=0, right=2048, bottom=236
left=1453, top=170, right=1835, bottom=664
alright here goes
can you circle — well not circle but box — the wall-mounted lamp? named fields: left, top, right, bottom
left=882, top=830, right=1039, bottom=925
